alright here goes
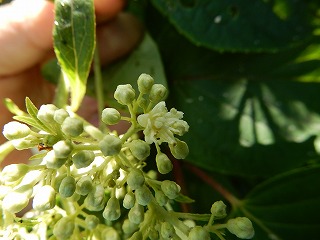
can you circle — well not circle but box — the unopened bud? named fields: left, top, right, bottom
left=102, top=108, right=121, bottom=125
left=2, top=191, right=30, bottom=213
left=155, top=191, right=168, bottom=206
left=99, top=135, right=122, bottom=156
left=59, top=176, right=76, bottom=198
left=76, top=176, right=93, bottom=196
left=137, top=73, right=154, bottom=94
left=53, top=217, right=75, bottom=240
left=161, top=222, right=175, bottom=239
left=3, top=121, right=31, bottom=140
left=44, top=150, right=67, bottom=169
left=135, top=185, right=152, bottom=206
left=149, top=84, right=167, bottom=103
left=128, top=203, right=144, bottom=224
left=129, top=140, right=150, bottom=160
left=161, top=180, right=181, bottom=199
left=102, top=227, right=120, bottom=240
left=32, top=185, right=56, bottom=211
left=227, top=217, right=255, bottom=239
left=156, top=153, right=173, bottom=174
left=85, top=184, right=106, bottom=211
left=123, top=192, right=135, bottom=209
left=127, top=169, right=145, bottom=190
left=37, top=104, right=58, bottom=123
left=169, top=139, right=189, bottom=159
left=122, top=219, right=139, bottom=235
left=61, top=117, right=83, bottom=137
left=85, top=215, right=99, bottom=230
left=114, top=84, right=135, bottom=105
left=211, top=201, right=227, bottom=219
left=72, top=150, right=95, bottom=169
left=188, top=226, right=210, bottom=240
left=53, top=140, right=73, bottom=158
left=54, top=109, right=70, bottom=124
left=103, top=197, right=121, bottom=221
left=2, top=164, right=29, bottom=183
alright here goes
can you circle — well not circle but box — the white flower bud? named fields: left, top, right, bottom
left=161, top=222, right=175, bottom=239
left=2, top=191, right=30, bottom=213
left=102, top=227, right=120, bottom=240
left=127, top=169, right=145, bottom=190
left=211, top=201, right=227, bottom=219
left=188, top=226, right=210, bottom=240
left=99, top=135, right=122, bottom=156
left=101, top=108, right=121, bottom=125
left=72, top=150, right=95, bottom=169
left=53, top=140, right=73, bottom=158
left=76, top=176, right=93, bottom=196
left=122, top=219, right=139, bottom=235
left=85, top=184, right=106, bottom=211
left=227, top=217, right=255, bottom=239
left=37, top=104, right=58, bottom=123
left=129, top=140, right=150, bottom=160
left=54, top=109, right=70, bottom=124
left=128, top=203, right=144, bottom=224
left=169, top=139, right=189, bottom=159
left=61, top=117, right=83, bottom=137
left=1, top=164, right=29, bottom=183
left=137, top=73, right=154, bottom=94
left=114, top=84, right=135, bottom=105
left=32, top=185, right=56, bottom=211
left=44, top=150, right=67, bottom=169
left=123, top=192, right=135, bottom=209
left=155, top=191, right=168, bottom=206
left=59, top=176, right=76, bottom=198
left=53, top=217, right=75, bottom=240
left=161, top=180, right=181, bottom=199
left=156, top=152, right=173, bottom=174
left=3, top=121, right=31, bottom=140
left=11, top=137, right=36, bottom=150
left=149, top=84, right=167, bottom=103
left=85, top=215, right=99, bottom=230
left=103, top=197, right=121, bottom=221
left=135, top=185, right=152, bottom=206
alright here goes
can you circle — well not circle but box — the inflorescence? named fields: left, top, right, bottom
left=0, top=74, right=254, bottom=240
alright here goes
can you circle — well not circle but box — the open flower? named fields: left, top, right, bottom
left=137, top=101, right=189, bottom=144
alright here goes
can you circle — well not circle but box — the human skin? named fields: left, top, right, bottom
left=0, top=0, right=143, bottom=166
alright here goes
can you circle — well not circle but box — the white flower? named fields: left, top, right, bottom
left=137, top=101, right=189, bottom=144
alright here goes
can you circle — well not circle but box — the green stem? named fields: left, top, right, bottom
left=0, top=141, right=15, bottom=165
left=93, top=43, right=106, bottom=131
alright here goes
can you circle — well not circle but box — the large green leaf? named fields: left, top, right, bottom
left=53, top=0, right=95, bottom=111
left=232, top=166, right=320, bottom=240
left=151, top=0, right=314, bottom=52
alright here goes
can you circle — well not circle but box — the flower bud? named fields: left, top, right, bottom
left=1, top=164, right=29, bottom=183
left=169, top=139, right=189, bottom=159
left=155, top=191, right=168, bottom=206
left=123, top=192, right=135, bottom=209
left=101, top=108, right=121, bottom=125
left=61, top=117, right=83, bottom=137
left=54, top=109, right=70, bottom=124
left=135, top=185, right=152, bottom=206
left=227, top=217, right=255, bottom=239
left=188, top=226, right=210, bottom=240
left=85, top=215, right=99, bottom=230
left=156, top=153, right=173, bottom=174
left=161, top=180, right=181, bottom=199
left=53, top=173, right=66, bottom=192
left=128, top=203, right=144, bottom=224
left=161, top=222, right=175, bottom=239
left=3, top=121, right=31, bottom=140
left=32, top=185, right=56, bottom=211
left=76, top=176, right=93, bottom=196
left=137, top=73, right=154, bottom=94
left=114, top=84, right=135, bottom=105
left=11, top=137, right=36, bottom=150
left=99, top=135, right=122, bottom=156
left=211, top=200, right=227, bottom=219
left=85, top=184, right=106, bottom=211
left=103, top=197, right=121, bottom=221
left=37, top=104, right=58, bottom=123
left=72, top=150, right=95, bottom=169
left=149, top=84, right=167, bottom=103
left=129, top=140, right=150, bottom=160
left=53, top=140, right=73, bottom=158
left=149, top=228, right=159, bottom=240
left=122, top=219, right=139, bottom=235
left=59, top=176, right=76, bottom=198
left=127, top=169, right=145, bottom=190
left=102, top=227, right=120, bottom=240
left=53, top=217, right=75, bottom=240
left=2, top=191, right=30, bottom=213
left=44, top=150, right=67, bottom=169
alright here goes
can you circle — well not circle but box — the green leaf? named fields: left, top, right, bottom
left=13, top=116, right=43, bottom=131
left=235, top=166, right=320, bottom=240
left=3, top=98, right=26, bottom=116
left=175, top=193, right=195, bottom=203
left=53, top=0, right=95, bottom=111
left=151, top=0, right=314, bottom=52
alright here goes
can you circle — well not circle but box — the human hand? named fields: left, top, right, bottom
left=0, top=0, right=143, bottom=165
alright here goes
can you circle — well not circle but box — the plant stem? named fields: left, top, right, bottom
left=93, top=43, right=105, bottom=131
left=186, top=164, right=240, bottom=207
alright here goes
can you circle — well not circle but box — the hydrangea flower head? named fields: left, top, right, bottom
left=137, top=101, right=189, bottom=144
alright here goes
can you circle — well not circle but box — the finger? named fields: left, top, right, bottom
left=97, top=13, right=144, bottom=66
left=0, top=0, right=125, bottom=76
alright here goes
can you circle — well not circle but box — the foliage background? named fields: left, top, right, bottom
left=123, top=1, right=320, bottom=239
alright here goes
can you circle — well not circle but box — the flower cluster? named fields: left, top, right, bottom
left=0, top=74, right=254, bottom=240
